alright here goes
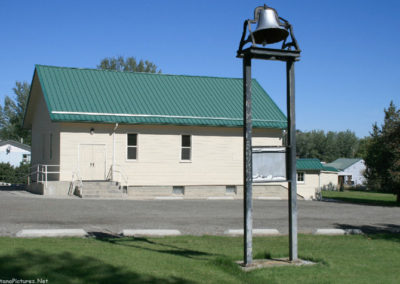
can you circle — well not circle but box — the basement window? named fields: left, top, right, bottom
left=127, top=134, right=137, bottom=160
left=226, top=185, right=237, bottom=194
left=181, top=135, right=191, bottom=161
left=173, top=186, right=185, bottom=195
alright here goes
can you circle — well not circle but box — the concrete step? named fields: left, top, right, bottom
left=82, top=193, right=124, bottom=198
left=79, top=181, right=124, bottom=199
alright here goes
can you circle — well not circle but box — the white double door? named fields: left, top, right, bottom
left=79, top=144, right=106, bottom=180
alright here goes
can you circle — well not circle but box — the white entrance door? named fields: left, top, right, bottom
left=79, top=144, right=106, bottom=180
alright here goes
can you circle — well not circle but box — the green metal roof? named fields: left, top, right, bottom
left=31, top=65, right=287, bottom=128
left=296, top=158, right=325, bottom=171
left=325, top=158, right=362, bottom=171
left=322, top=166, right=339, bottom=172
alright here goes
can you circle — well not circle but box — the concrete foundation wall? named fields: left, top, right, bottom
left=27, top=183, right=45, bottom=195
left=27, top=181, right=71, bottom=196
left=127, top=184, right=303, bottom=200
left=45, top=181, right=71, bottom=196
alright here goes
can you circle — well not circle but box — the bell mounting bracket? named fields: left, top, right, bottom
left=237, top=5, right=300, bottom=56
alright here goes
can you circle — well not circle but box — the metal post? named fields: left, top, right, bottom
left=36, top=165, right=39, bottom=182
left=286, top=59, right=298, bottom=261
left=45, top=165, right=48, bottom=189
left=243, top=55, right=253, bottom=266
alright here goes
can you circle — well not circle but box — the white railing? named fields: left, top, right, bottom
left=108, top=164, right=129, bottom=191
left=30, top=164, right=60, bottom=188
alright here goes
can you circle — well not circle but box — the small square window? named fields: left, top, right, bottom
left=173, top=186, right=185, bottom=195
left=226, top=185, right=237, bottom=194
left=297, top=172, right=304, bottom=182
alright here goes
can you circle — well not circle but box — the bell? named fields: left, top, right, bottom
left=252, top=6, right=289, bottom=45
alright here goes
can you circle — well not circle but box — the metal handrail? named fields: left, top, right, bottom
left=30, top=164, right=60, bottom=188
left=69, top=171, right=83, bottom=196
left=111, top=164, right=128, bottom=190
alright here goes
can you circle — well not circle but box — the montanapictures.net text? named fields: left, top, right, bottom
left=0, top=279, right=48, bottom=284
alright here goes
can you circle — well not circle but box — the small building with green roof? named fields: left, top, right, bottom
left=296, top=158, right=339, bottom=199
left=23, top=65, right=314, bottom=199
left=325, top=158, right=366, bottom=187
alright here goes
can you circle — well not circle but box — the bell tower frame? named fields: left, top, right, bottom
left=237, top=4, right=301, bottom=267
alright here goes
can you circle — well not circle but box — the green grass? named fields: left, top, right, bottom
left=0, top=234, right=399, bottom=283
left=322, top=190, right=399, bottom=206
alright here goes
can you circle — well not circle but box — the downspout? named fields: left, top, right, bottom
left=112, top=123, right=119, bottom=182
left=318, top=171, right=321, bottom=200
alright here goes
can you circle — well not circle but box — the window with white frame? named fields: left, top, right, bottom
left=181, top=135, right=191, bottom=160
left=297, top=172, right=305, bottom=182
left=127, top=134, right=137, bottom=160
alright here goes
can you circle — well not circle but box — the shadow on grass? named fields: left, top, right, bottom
left=334, top=223, right=400, bottom=242
left=322, top=197, right=399, bottom=207
left=89, top=232, right=217, bottom=261
left=0, top=249, right=194, bottom=284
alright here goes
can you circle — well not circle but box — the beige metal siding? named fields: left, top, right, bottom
left=320, top=171, right=338, bottom=190
left=59, top=123, right=283, bottom=185
left=297, top=171, right=319, bottom=200
left=30, top=74, right=60, bottom=170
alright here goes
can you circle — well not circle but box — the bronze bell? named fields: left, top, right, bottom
left=252, top=5, right=289, bottom=45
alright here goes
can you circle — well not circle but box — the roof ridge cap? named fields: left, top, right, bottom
left=35, top=64, right=243, bottom=80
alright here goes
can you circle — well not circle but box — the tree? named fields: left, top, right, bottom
left=0, top=162, right=30, bottom=184
left=355, top=137, right=371, bottom=159
left=364, top=101, right=400, bottom=203
left=296, top=129, right=360, bottom=162
left=0, top=81, right=31, bottom=145
left=0, top=163, right=16, bottom=184
left=97, top=56, right=161, bottom=73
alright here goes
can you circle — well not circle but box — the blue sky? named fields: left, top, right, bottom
left=1, top=0, right=399, bottom=137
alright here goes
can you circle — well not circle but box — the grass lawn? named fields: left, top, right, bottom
left=0, top=234, right=399, bottom=283
left=322, top=190, right=399, bottom=206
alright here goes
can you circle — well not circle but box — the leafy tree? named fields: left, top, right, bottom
left=0, top=163, right=16, bottom=184
left=296, top=129, right=360, bottom=162
left=15, top=162, right=30, bottom=184
left=0, top=162, right=30, bottom=184
left=98, top=56, right=161, bottom=73
left=0, top=81, right=31, bottom=145
left=364, top=101, right=400, bottom=202
left=355, top=137, right=371, bottom=159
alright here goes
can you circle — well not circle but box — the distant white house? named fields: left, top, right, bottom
left=0, top=140, right=31, bottom=167
left=325, top=158, right=366, bottom=187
